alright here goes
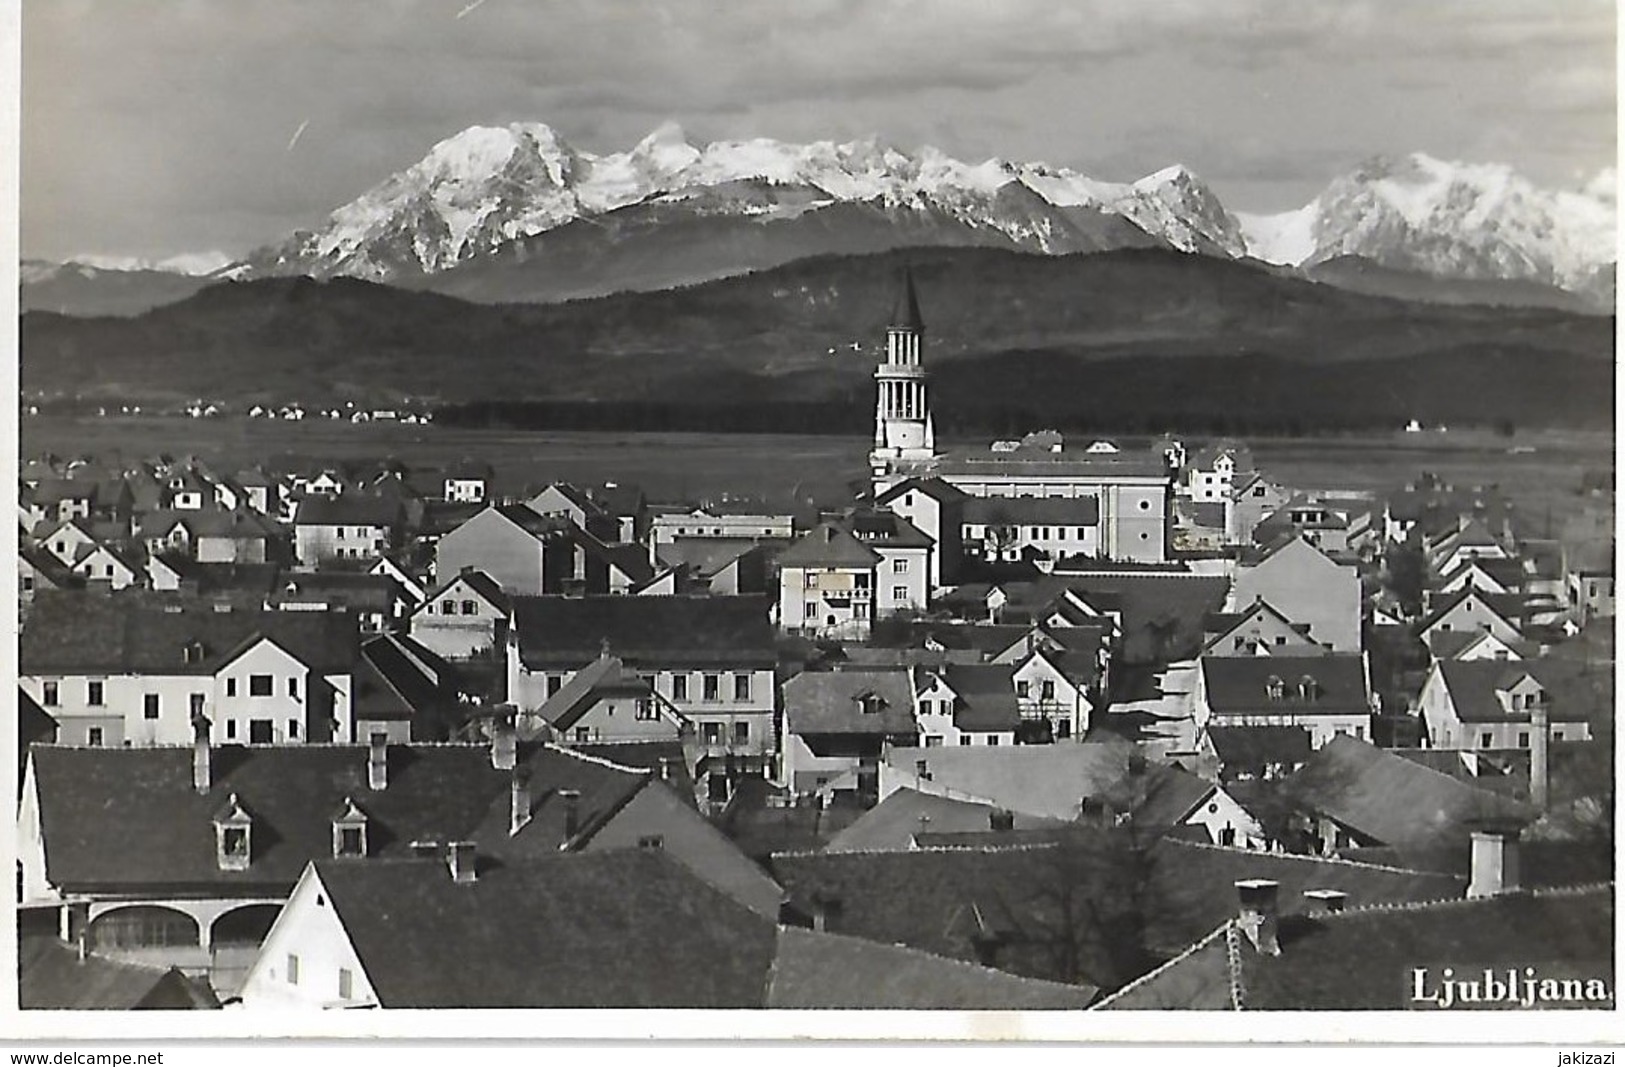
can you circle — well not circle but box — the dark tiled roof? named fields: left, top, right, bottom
left=20, top=593, right=358, bottom=675
left=153, top=559, right=285, bottom=596
left=1419, top=587, right=1525, bottom=633
left=783, top=669, right=918, bottom=736
left=962, top=496, right=1100, bottom=526
left=19, top=934, right=220, bottom=1010
left=419, top=568, right=510, bottom=613
left=942, top=663, right=1020, bottom=732
left=884, top=742, right=1135, bottom=820
left=1102, top=763, right=1216, bottom=839
left=1282, top=736, right=1531, bottom=851
left=1200, top=655, right=1370, bottom=716
left=354, top=635, right=463, bottom=736
left=775, top=522, right=882, bottom=569
left=536, top=654, right=663, bottom=732
left=768, top=926, right=1097, bottom=1009
left=1207, top=726, right=1312, bottom=769
left=28, top=742, right=647, bottom=893
left=847, top=508, right=934, bottom=549
left=294, top=494, right=402, bottom=527
left=316, top=850, right=777, bottom=1008
left=1437, top=659, right=1608, bottom=724
left=874, top=477, right=970, bottom=506
left=937, top=450, right=1169, bottom=479
left=493, top=502, right=576, bottom=538
left=1052, top=573, right=1229, bottom=664
left=511, top=595, right=776, bottom=668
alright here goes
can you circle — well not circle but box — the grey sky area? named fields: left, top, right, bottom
left=20, top=0, right=1617, bottom=261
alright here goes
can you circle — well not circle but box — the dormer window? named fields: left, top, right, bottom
left=182, top=640, right=206, bottom=665
left=1298, top=676, right=1318, bottom=702
left=332, top=797, right=369, bottom=858
left=856, top=691, right=885, bottom=715
left=214, top=793, right=253, bottom=871
left=1265, top=675, right=1285, bottom=702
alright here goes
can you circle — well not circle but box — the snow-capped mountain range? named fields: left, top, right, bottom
left=233, top=121, right=1251, bottom=281
left=31, top=123, right=1617, bottom=312
left=1240, top=153, right=1615, bottom=292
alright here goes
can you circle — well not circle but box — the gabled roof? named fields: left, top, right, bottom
left=354, top=634, right=462, bottom=736
left=20, top=934, right=220, bottom=1010
left=783, top=669, right=918, bottom=736
left=775, top=521, right=882, bottom=569
left=294, top=494, right=402, bottom=527
left=1206, top=725, right=1311, bottom=770
left=314, top=850, right=777, bottom=1008
left=874, top=477, right=970, bottom=507
left=887, top=741, right=1136, bottom=820
left=534, top=653, right=679, bottom=733
left=20, top=593, right=357, bottom=676
left=1435, top=659, right=1607, bottom=724
left=1100, top=763, right=1217, bottom=839
left=510, top=595, right=776, bottom=667
left=1282, top=735, right=1531, bottom=851
left=824, top=787, right=1070, bottom=853
left=938, top=663, right=1020, bottom=732
left=847, top=508, right=934, bottom=549
left=29, top=741, right=650, bottom=893
left=530, top=481, right=607, bottom=518
left=1103, top=884, right=1611, bottom=1010
left=1418, top=587, right=1524, bottom=634
left=1050, top=572, right=1230, bottom=664
left=1200, top=654, right=1370, bottom=715
left=1202, top=599, right=1315, bottom=653
left=488, top=502, right=574, bottom=539
left=418, top=568, right=510, bottom=614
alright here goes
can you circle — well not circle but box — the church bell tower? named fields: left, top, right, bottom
left=869, top=269, right=937, bottom=490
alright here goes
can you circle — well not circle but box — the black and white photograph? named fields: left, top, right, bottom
left=8, top=0, right=1619, bottom=1042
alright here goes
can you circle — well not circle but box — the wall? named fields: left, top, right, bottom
left=296, top=523, right=388, bottom=567
left=238, top=869, right=379, bottom=1009
left=435, top=511, right=548, bottom=595
left=874, top=547, right=929, bottom=616
left=409, top=582, right=505, bottom=659
left=1231, top=540, right=1362, bottom=652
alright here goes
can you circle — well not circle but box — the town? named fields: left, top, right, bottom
left=16, top=276, right=1615, bottom=1011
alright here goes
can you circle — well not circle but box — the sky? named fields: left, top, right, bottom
left=18, top=0, right=1618, bottom=262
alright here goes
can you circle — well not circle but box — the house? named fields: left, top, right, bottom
left=1251, top=495, right=1357, bottom=557
left=17, top=545, right=80, bottom=612
left=368, top=554, right=428, bottom=607
left=1184, top=440, right=1253, bottom=505
left=847, top=508, right=933, bottom=615
left=229, top=468, right=281, bottom=516
left=781, top=668, right=918, bottom=799
left=526, top=651, right=693, bottom=748
left=19, top=931, right=221, bottom=1010
left=1427, top=518, right=1513, bottom=576
left=528, top=482, right=621, bottom=543
left=433, top=503, right=579, bottom=597
left=236, top=847, right=1094, bottom=1010
left=1277, top=735, right=1530, bottom=857
left=1566, top=549, right=1615, bottom=626
left=1435, top=556, right=1527, bottom=597
left=880, top=741, right=1136, bottom=821
left=20, top=734, right=785, bottom=1000
left=1228, top=472, right=1293, bottom=547
left=69, top=541, right=143, bottom=590
left=408, top=568, right=511, bottom=659
left=292, top=495, right=402, bottom=567
left=506, top=595, right=779, bottom=798
left=442, top=459, right=494, bottom=504
left=1096, top=854, right=1607, bottom=1010
left=1203, top=599, right=1326, bottom=658
left=1007, top=641, right=1099, bottom=740
left=1097, top=759, right=1268, bottom=849
left=1417, top=659, right=1603, bottom=750
left=19, top=593, right=359, bottom=747
left=648, top=506, right=796, bottom=550
left=273, top=571, right=408, bottom=634
left=1230, top=536, right=1362, bottom=652
left=184, top=508, right=283, bottom=565
left=960, top=495, right=1101, bottom=566
left=1424, top=627, right=1532, bottom=664
left=775, top=521, right=882, bottom=638
left=351, top=633, right=468, bottom=743
left=1206, top=725, right=1312, bottom=782
left=1194, top=654, right=1373, bottom=749
left=1417, top=587, right=1526, bottom=650
left=913, top=663, right=1021, bottom=748
left=874, top=477, right=968, bottom=589
left=34, top=517, right=102, bottom=567
left=29, top=478, right=101, bottom=525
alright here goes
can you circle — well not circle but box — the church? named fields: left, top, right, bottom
left=868, top=272, right=1173, bottom=564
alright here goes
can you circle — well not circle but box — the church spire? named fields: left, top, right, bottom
left=889, top=266, right=925, bottom=333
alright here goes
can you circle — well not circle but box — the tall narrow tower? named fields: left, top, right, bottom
left=869, top=269, right=937, bottom=489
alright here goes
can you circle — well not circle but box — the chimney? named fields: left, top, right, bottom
left=191, top=714, right=212, bottom=794
left=1234, top=879, right=1281, bottom=956
left=1466, top=823, right=1523, bottom=899
left=510, top=767, right=533, bottom=837
left=447, top=840, right=477, bottom=884
left=1302, top=889, right=1348, bottom=916
left=367, top=732, right=388, bottom=791
left=1530, top=702, right=1550, bottom=811
left=560, top=788, right=582, bottom=839
left=491, top=710, right=517, bottom=771
left=989, top=808, right=1015, bottom=832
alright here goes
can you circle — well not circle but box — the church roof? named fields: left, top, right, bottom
left=889, top=269, right=924, bottom=333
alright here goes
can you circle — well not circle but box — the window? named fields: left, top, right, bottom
left=703, top=674, right=720, bottom=702
left=634, top=699, right=659, bottom=721
left=87, top=727, right=104, bottom=747
left=959, top=736, right=972, bottom=746
left=87, top=681, right=105, bottom=706
left=41, top=681, right=58, bottom=707
left=191, top=693, right=206, bottom=717
left=441, top=600, right=456, bottom=615
left=1016, top=681, right=1030, bottom=699
left=734, top=721, right=750, bottom=745
left=289, top=719, right=299, bottom=738
left=988, top=736, right=1000, bottom=746
left=338, top=968, right=353, bottom=1000
left=672, top=675, right=689, bottom=701
left=1517, top=731, right=1530, bottom=748
left=638, top=835, right=664, bottom=849
left=892, top=559, right=908, bottom=573
left=287, top=954, right=300, bottom=985
left=804, top=573, right=818, bottom=589
left=804, top=603, right=818, bottom=619
left=144, top=694, right=160, bottom=720
left=733, top=674, right=751, bottom=702
left=226, top=720, right=238, bottom=740
left=925, top=735, right=943, bottom=747
left=1552, top=729, right=1565, bottom=742
left=575, top=727, right=590, bottom=743
left=1040, top=680, right=1055, bottom=701
left=892, top=586, right=907, bottom=601
left=461, top=600, right=477, bottom=615
left=546, top=674, right=563, bottom=697
left=249, top=675, right=273, bottom=697
left=338, top=827, right=364, bottom=857
left=1480, top=731, right=1493, bottom=748
left=222, top=827, right=248, bottom=859
left=702, top=722, right=721, bottom=745
left=226, top=677, right=237, bottom=697
left=288, top=676, right=299, bottom=699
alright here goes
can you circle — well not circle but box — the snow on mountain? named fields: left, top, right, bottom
left=51, top=251, right=235, bottom=276
left=1240, top=153, right=1616, bottom=290
left=237, top=122, right=1245, bottom=279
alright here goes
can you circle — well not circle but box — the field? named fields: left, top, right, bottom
left=19, top=416, right=1614, bottom=541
